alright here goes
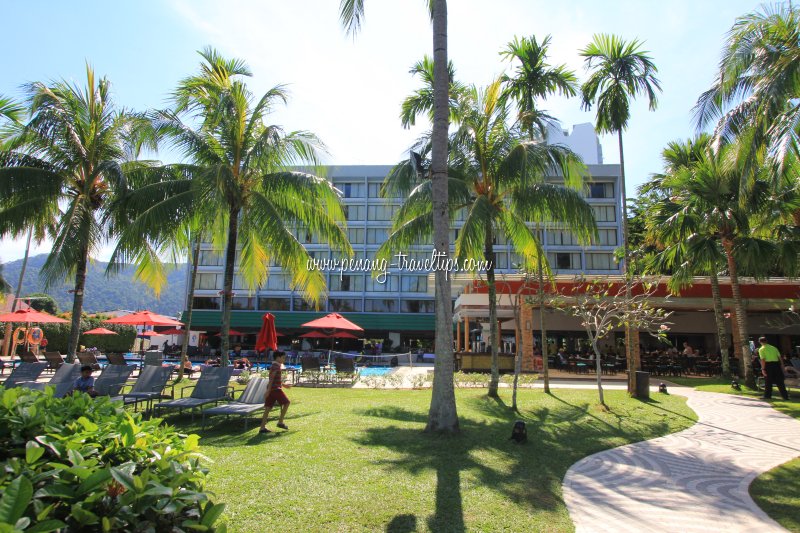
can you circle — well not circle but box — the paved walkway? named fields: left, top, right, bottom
left=563, top=388, right=800, bottom=532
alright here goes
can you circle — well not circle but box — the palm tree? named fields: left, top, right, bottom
left=379, top=80, right=595, bottom=397
left=694, top=3, right=800, bottom=181
left=501, top=34, right=579, bottom=394
left=112, top=50, right=351, bottom=366
left=648, top=140, right=800, bottom=387
left=642, top=136, right=732, bottom=377
left=339, top=0, right=458, bottom=433
left=580, top=34, right=662, bottom=395
left=0, top=66, right=152, bottom=360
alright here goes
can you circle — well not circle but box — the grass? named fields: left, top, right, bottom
left=661, top=375, right=800, bottom=531
left=158, top=386, right=696, bottom=533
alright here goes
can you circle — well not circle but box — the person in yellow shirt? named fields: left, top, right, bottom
left=758, top=337, right=789, bottom=400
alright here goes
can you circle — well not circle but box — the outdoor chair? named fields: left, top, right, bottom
left=2, top=362, right=48, bottom=389
left=17, top=363, right=81, bottom=398
left=299, top=356, right=325, bottom=385
left=154, top=366, right=233, bottom=420
left=334, top=357, right=358, bottom=384
left=93, top=364, right=134, bottom=396
left=111, top=365, right=174, bottom=413
left=201, top=377, right=268, bottom=430
left=77, top=351, right=102, bottom=371
left=18, top=350, right=42, bottom=365
left=143, top=352, right=164, bottom=367
left=43, top=351, right=66, bottom=372
left=106, top=352, right=128, bottom=366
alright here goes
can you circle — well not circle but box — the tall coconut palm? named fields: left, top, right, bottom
left=580, top=34, right=662, bottom=395
left=649, top=140, right=800, bottom=387
left=379, top=80, right=595, bottom=397
left=0, top=66, right=153, bottom=360
left=694, top=3, right=800, bottom=179
left=112, top=51, right=351, bottom=366
left=339, top=0, right=457, bottom=433
left=501, top=34, right=579, bottom=394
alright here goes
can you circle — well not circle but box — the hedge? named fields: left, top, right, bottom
left=39, top=317, right=137, bottom=353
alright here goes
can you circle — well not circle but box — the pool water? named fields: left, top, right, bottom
left=357, top=367, right=392, bottom=376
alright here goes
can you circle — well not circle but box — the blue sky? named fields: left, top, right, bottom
left=1, top=0, right=761, bottom=261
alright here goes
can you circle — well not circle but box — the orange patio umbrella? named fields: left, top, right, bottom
left=83, top=327, right=118, bottom=335
left=300, top=313, right=363, bottom=332
left=105, top=310, right=183, bottom=327
left=0, top=308, right=69, bottom=323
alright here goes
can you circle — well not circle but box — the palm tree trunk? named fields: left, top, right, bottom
left=66, top=242, right=89, bottom=362
left=220, top=207, right=241, bottom=367
left=617, top=129, right=637, bottom=396
left=178, top=239, right=201, bottom=380
left=511, top=285, right=522, bottom=411
left=2, top=228, right=32, bottom=359
left=722, top=238, right=754, bottom=388
left=486, top=227, right=500, bottom=397
left=537, top=256, right=550, bottom=394
left=709, top=269, right=731, bottom=379
left=425, top=0, right=458, bottom=433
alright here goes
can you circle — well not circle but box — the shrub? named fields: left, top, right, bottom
left=41, top=317, right=136, bottom=354
left=235, top=371, right=252, bottom=385
left=453, top=372, right=491, bottom=388
left=383, top=374, right=404, bottom=388
left=0, top=387, right=225, bottom=532
left=410, top=373, right=429, bottom=389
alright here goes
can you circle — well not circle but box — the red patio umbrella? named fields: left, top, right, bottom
left=137, top=330, right=160, bottom=337
left=215, top=329, right=245, bottom=336
left=83, top=327, right=118, bottom=335
left=255, top=313, right=278, bottom=352
left=0, top=308, right=69, bottom=323
left=301, top=313, right=363, bottom=332
left=158, top=328, right=185, bottom=336
left=330, top=331, right=359, bottom=339
left=105, top=310, right=183, bottom=327
left=299, top=331, right=328, bottom=338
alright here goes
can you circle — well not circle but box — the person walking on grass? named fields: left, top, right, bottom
left=758, top=337, right=789, bottom=401
left=260, top=350, right=291, bottom=433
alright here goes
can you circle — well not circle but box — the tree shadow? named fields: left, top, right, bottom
left=386, top=514, right=417, bottom=533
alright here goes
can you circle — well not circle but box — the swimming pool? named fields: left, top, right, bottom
left=357, top=367, right=393, bottom=377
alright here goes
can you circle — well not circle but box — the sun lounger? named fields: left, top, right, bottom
left=111, top=366, right=174, bottom=412
left=154, top=366, right=233, bottom=420
left=93, top=364, right=135, bottom=396
left=43, top=351, right=66, bottom=372
left=18, top=350, right=42, bottom=365
left=77, top=351, right=102, bottom=370
left=334, top=357, right=358, bottom=384
left=202, top=377, right=268, bottom=429
left=106, top=352, right=128, bottom=366
left=2, top=362, right=48, bottom=389
left=18, top=363, right=81, bottom=398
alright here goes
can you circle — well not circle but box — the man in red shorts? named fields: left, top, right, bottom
left=259, top=351, right=292, bottom=433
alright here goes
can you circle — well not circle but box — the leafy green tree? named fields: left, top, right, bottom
left=0, top=261, right=10, bottom=295
left=25, top=292, right=58, bottom=315
left=580, top=34, right=662, bottom=395
left=0, top=66, right=154, bottom=360
left=340, top=0, right=458, bottom=433
left=646, top=139, right=800, bottom=387
left=379, top=79, right=594, bottom=397
left=113, top=50, right=350, bottom=366
left=501, top=34, right=579, bottom=394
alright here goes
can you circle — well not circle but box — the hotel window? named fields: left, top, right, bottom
left=401, top=276, right=427, bottom=293
left=329, top=298, right=363, bottom=312
left=198, top=250, right=223, bottom=266
left=366, top=276, right=399, bottom=292
left=233, top=275, right=251, bottom=291
left=587, top=182, right=614, bottom=199
left=231, top=296, right=256, bottom=310
left=330, top=274, right=365, bottom=292
left=265, top=274, right=289, bottom=291
left=364, top=299, right=397, bottom=312
left=593, top=229, right=618, bottom=246
left=368, top=183, right=384, bottom=198
left=192, top=297, right=221, bottom=310
left=367, top=228, right=388, bottom=244
left=293, top=298, right=323, bottom=311
left=258, top=297, right=290, bottom=311
left=494, top=252, right=509, bottom=269
left=195, top=273, right=221, bottom=290
left=592, top=205, right=617, bottom=222
left=345, top=205, right=365, bottom=221
left=367, top=205, right=398, bottom=221
left=340, top=182, right=365, bottom=198
left=547, top=230, right=578, bottom=246
left=401, top=299, right=435, bottom=313
left=348, top=228, right=365, bottom=244
left=585, top=253, right=616, bottom=270
left=547, top=252, right=581, bottom=270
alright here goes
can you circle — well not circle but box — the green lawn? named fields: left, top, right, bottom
left=158, top=387, right=696, bottom=533
left=662, top=376, right=800, bottom=531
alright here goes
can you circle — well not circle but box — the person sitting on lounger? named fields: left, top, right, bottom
left=73, top=365, right=98, bottom=398
left=174, top=359, right=196, bottom=375
left=205, top=358, right=221, bottom=367
left=234, top=357, right=252, bottom=370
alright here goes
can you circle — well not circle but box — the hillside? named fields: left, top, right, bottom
left=3, top=254, right=188, bottom=315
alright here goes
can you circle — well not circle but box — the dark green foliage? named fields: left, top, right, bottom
left=4, top=255, right=187, bottom=315
left=0, top=387, right=226, bottom=532
left=40, top=318, right=136, bottom=354
left=23, top=293, right=58, bottom=315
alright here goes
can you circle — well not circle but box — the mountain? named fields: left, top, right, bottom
left=2, top=254, right=188, bottom=315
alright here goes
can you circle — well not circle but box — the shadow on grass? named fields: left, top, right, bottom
left=386, top=514, right=417, bottom=533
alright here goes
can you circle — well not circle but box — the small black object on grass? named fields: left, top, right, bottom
left=658, top=383, right=668, bottom=394
left=509, top=420, right=527, bottom=443
left=731, top=380, right=741, bottom=391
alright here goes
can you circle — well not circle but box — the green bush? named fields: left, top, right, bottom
left=41, top=317, right=136, bottom=354
left=0, top=387, right=226, bottom=532
left=453, top=372, right=491, bottom=388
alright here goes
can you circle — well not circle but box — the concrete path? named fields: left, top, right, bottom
left=563, top=388, right=800, bottom=532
